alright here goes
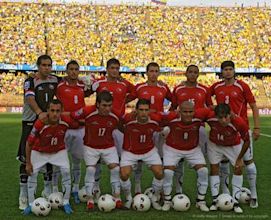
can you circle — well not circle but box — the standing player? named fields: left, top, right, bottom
left=70, top=91, right=122, bottom=210
left=162, top=101, right=210, bottom=212
left=130, top=62, right=172, bottom=194
left=56, top=60, right=92, bottom=203
left=210, top=61, right=260, bottom=208
left=120, top=99, right=168, bottom=210
left=17, top=55, right=61, bottom=210
left=23, top=99, right=75, bottom=215
left=90, top=58, right=136, bottom=197
left=171, top=65, right=213, bottom=194
left=207, top=104, right=250, bottom=213
left=91, top=58, right=135, bottom=117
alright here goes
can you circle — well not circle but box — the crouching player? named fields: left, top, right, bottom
left=207, top=104, right=250, bottom=213
left=162, top=101, right=210, bottom=212
left=24, top=99, right=74, bottom=215
left=70, top=91, right=122, bottom=210
left=120, top=99, right=169, bottom=210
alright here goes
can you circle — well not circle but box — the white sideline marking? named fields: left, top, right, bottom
left=260, top=133, right=271, bottom=138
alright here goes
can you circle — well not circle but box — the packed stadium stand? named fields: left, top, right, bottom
left=1, top=2, right=271, bottom=68
left=0, top=2, right=271, bottom=108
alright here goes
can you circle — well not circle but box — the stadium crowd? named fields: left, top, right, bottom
left=1, top=2, right=271, bottom=68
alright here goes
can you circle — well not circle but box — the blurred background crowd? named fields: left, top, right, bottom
left=1, top=2, right=271, bottom=68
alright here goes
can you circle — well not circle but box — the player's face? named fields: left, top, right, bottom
left=147, top=66, right=159, bottom=83
left=217, top=114, right=231, bottom=127
left=38, top=59, right=52, bottom=77
left=136, top=104, right=150, bottom=122
left=97, top=100, right=112, bottom=116
left=222, top=67, right=235, bottom=80
left=48, top=104, right=62, bottom=123
left=185, top=66, right=199, bottom=83
left=67, top=64, right=79, bottom=80
left=180, top=105, right=194, bottom=124
left=107, top=64, right=120, bottom=79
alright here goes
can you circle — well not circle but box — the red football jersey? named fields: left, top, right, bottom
left=92, top=77, right=135, bottom=116
left=133, top=82, right=172, bottom=112
left=162, top=108, right=213, bottom=151
left=71, top=105, right=119, bottom=149
left=207, top=115, right=250, bottom=146
left=57, top=79, right=86, bottom=112
left=172, top=83, right=213, bottom=110
left=122, top=113, right=162, bottom=154
left=27, top=116, right=77, bottom=153
left=210, top=80, right=256, bottom=125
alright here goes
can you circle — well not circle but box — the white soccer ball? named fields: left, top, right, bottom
left=98, top=194, right=116, bottom=212
left=132, top=194, right=151, bottom=212
left=144, top=187, right=154, bottom=199
left=217, top=194, right=234, bottom=211
left=172, top=194, right=190, bottom=211
left=48, top=192, right=63, bottom=209
left=31, top=197, right=51, bottom=216
left=78, top=186, right=89, bottom=203
left=239, top=187, right=251, bottom=204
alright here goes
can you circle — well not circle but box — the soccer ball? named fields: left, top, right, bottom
left=144, top=187, right=154, bottom=199
left=48, top=192, right=63, bottom=209
left=217, top=194, right=234, bottom=211
left=132, top=194, right=151, bottom=212
left=31, top=197, right=51, bottom=216
left=239, top=187, right=251, bottom=204
left=78, top=186, right=89, bottom=203
left=97, top=194, right=116, bottom=212
left=172, top=194, right=190, bottom=211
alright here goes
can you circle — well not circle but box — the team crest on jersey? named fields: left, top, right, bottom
left=49, top=84, right=55, bottom=90
left=107, top=121, right=113, bottom=127
left=24, top=81, right=30, bottom=90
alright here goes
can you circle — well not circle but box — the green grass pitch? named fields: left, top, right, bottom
left=0, top=113, right=270, bottom=220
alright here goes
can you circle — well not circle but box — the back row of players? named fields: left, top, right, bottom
left=17, top=55, right=260, bottom=214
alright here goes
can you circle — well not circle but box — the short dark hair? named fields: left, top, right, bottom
left=47, top=99, right=63, bottom=109
left=106, top=58, right=120, bottom=68
left=146, top=62, right=160, bottom=72
left=37, top=55, right=52, bottom=67
left=136, top=99, right=150, bottom=109
left=66, top=60, right=79, bottom=70
left=221, top=61, right=235, bottom=70
left=214, top=103, right=231, bottom=117
left=186, top=64, right=199, bottom=72
left=96, top=90, right=113, bottom=104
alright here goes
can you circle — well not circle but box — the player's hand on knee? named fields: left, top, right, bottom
left=26, top=162, right=33, bottom=176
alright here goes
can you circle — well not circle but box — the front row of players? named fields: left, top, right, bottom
left=23, top=91, right=250, bottom=215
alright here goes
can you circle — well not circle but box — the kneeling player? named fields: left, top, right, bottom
left=70, top=91, right=122, bottom=210
left=120, top=99, right=168, bottom=210
left=207, top=104, right=250, bottom=213
left=162, top=101, right=209, bottom=212
left=24, top=100, right=74, bottom=215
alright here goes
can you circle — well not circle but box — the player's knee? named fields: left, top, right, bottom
left=152, top=166, right=164, bottom=180
left=210, top=164, right=219, bottom=175
left=120, top=167, right=131, bottom=181
left=233, top=166, right=242, bottom=175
